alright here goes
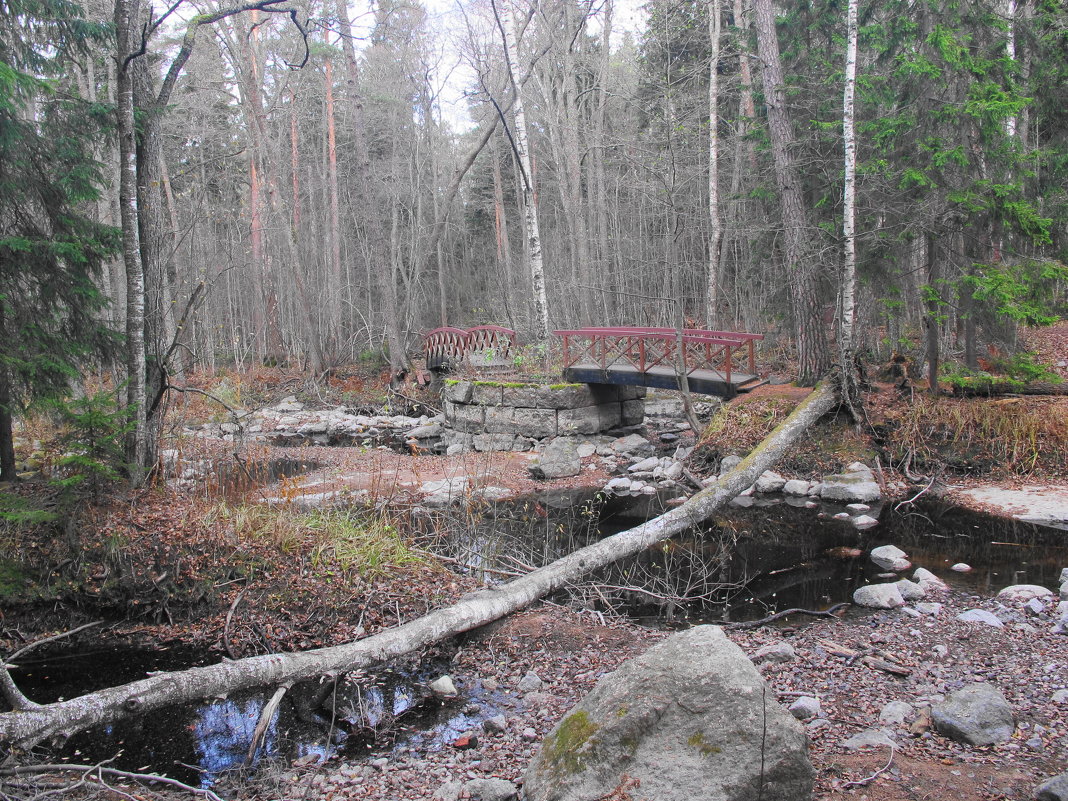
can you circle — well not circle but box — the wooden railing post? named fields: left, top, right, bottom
left=748, top=340, right=756, bottom=375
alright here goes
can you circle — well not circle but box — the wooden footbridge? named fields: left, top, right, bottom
left=423, top=324, right=766, bottom=399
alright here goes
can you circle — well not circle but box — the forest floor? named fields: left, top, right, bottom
left=2, top=336, right=1067, bottom=800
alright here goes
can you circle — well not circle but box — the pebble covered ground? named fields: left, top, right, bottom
left=255, top=576, right=1066, bottom=801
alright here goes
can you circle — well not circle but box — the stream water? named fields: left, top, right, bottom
left=10, top=491, right=1068, bottom=786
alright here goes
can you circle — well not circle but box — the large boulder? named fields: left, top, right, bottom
left=529, top=438, right=582, bottom=479
left=523, top=626, right=813, bottom=801
left=1035, top=773, right=1068, bottom=801
left=932, top=683, right=1015, bottom=746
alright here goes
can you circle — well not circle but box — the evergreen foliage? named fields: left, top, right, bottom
left=0, top=0, right=120, bottom=481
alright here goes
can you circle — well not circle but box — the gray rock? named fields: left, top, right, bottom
left=1026, top=598, right=1048, bottom=615
left=852, top=514, right=879, bottom=529
left=932, top=683, right=1015, bottom=746
left=433, top=779, right=464, bottom=801
left=853, top=583, right=905, bottom=609
left=429, top=675, right=458, bottom=697
left=576, top=441, right=597, bottom=458
left=605, top=477, right=633, bottom=494
left=845, top=461, right=875, bottom=477
left=956, top=609, right=1004, bottom=628
left=841, top=728, right=896, bottom=750
left=895, top=579, right=926, bottom=601
left=1052, top=690, right=1068, bottom=705
left=846, top=503, right=871, bottom=512
left=420, top=477, right=469, bottom=507
left=484, top=715, right=509, bottom=733
left=1060, top=582, right=1068, bottom=601
left=755, top=471, right=787, bottom=493
left=751, top=641, right=796, bottom=664
left=998, top=584, right=1054, bottom=602
left=789, top=696, right=821, bottom=721
left=1061, top=567, right=1068, bottom=584
left=407, top=422, right=443, bottom=439
left=913, top=567, right=949, bottom=592
left=523, top=626, right=812, bottom=801
left=915, top=602, right=944, bottom=616
left=529, top=438, right=582, bottom=479
left=629, top=456, right=660, bottom=473
left=517, top=671, right=545, bottom=693
left=878, top=701, right=915, bottom=726
left=1035, top=773, right=1068, bottom=801
left=512, top=408, right=558, bottom=439
left=612, top=433, right=654, bottom=457
left=464, top=778, right=518, bottom=801
left=952, top=562, right=972, bottom=572
left=870, top=545, right=909, bottom=571
left=719, top=454, right=743, bottom=473
left=782, top=479, right=810, bottom=496
left=663, top=461, right=684, bottom=481
left=821, top=471, right=882, bottom=503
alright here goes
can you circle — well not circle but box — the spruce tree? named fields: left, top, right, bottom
left=0, top=0, right=119, bottom=481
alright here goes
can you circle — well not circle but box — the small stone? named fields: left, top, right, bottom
left=517, top=671, right=545, bottom=693
left=1052, top=690, right=1068, bottom=704
left=853, top=583, right=905, bottom=609
left=433, top=780, right=464, bottom=801
left=879, top=701, right=915, bottom=726
left=789, top=696, right=821, bottom=721
left=521, top=727, right=539, bottom=741
left=870, top=544, right=910, bottom=571
left=429, top=675, right=459, bottom=697
left=754, top=470, right=787, bottom=493
left=951, top=562, right=972, bottom=572
left=1025, top=598, right=1048, bottom=615
left=853, top=514, right=879, bottom=529
left=719, top=454, right=743, bottom=473
left=751, top=641, right=796, bottom=664
left=932, top=683, right=1015, bottom=746
left=841, top=728, right=896, bottom=750
left=783, top=479, right=810, bottom=496
left=896, top=579, right=926, bottom=601
left=956, top=609, right=1004, bottom=628
left=916, top=602, right=944, bottom=616
left=914, top=567, right=949, bottom=592
left=483, top=714, right=508, bottom=733
left=846, top=503, right=871, bottom=512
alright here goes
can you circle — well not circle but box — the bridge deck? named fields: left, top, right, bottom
left=564, top=362, right=765, bottom=399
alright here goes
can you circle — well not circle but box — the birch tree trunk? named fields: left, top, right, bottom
left=0, top=382, right=836, bottom=747
left=495, top=0, right=550, bottom=343
left=115, top=0, right=148, bottom=482
left=839, top=0, right=858, bottom=356
left=706, top=0, right=722, bottom=328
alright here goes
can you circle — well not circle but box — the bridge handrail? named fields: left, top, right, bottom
left=423, top=325, right=517, bottom=367
left=566, top=326, right=763, bottom=342
left=554, top=326, right=762, bottom=381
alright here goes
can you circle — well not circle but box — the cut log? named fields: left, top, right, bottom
left=0, top=382, right=838, bottom=749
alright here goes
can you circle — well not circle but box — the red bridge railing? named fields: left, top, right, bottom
left=424, top=325, right=516, bottom=369
left=555, top=326, right=762, bottom=386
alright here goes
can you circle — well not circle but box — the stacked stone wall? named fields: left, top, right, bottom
left=442, top=380, right=645, bottom=452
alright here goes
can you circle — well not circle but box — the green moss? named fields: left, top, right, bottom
left=688, top=730, right=722, bottom=756
left=616, top=705, right=628, bottom=718
left=0, top=559, right=29, bottom=598
left=444, top=379, right=460, bottom=385
left=548, top=383, right=582, bottom=390
left=544, top=710, right=600, bottom=775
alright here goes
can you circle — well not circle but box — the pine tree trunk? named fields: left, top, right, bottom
left=752, top=0, right=829, bottom=385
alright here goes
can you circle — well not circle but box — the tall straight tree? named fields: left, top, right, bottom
left=706, top=0, right=722, bottom=327
left=494, top=0, right=550, bottom=343
left=839, top=0, right=858, bottom=358
left=0, top=0, right=119, bottom=480
left=752, top=0, right=829, bottom=384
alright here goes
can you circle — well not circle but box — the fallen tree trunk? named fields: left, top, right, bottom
left=0, top=382, right=837, bottom=749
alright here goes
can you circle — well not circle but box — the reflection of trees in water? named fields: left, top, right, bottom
left=418, top=492, right=1068, bottom=624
